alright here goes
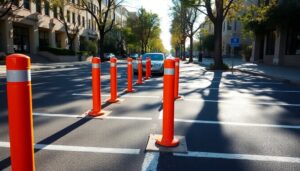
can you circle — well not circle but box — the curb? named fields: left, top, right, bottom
left=236, top=68, right=300, bottom=87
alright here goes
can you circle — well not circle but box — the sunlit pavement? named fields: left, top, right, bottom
left=0, top=61, right=299, bottom=171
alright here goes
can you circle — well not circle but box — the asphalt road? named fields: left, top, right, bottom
left=0, top=60, right=299, bottom=171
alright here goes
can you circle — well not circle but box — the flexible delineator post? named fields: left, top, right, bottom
left=156, top=59, right=179, bottom=147
left=6, top=54, right=36, bottom=171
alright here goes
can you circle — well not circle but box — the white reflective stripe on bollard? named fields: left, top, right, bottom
left=7, top=70, right=31, bottom=82
left=92, top=63, right=100, bottom=68
left=175, top=62, right=179, bottom=66
left=128, top=62, right=132, bottom=65
left=164, top=68, right=175, bottom=75
left=111, top=63, right=116, bottom=67
left=138, top=61, right=142, bottom=64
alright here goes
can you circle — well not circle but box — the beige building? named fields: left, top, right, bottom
left=0, top=0, right=128, bottom=57
left=200, top=17, right=252, bottom=57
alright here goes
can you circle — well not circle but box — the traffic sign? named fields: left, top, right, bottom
left=231, top=37, right=240, bottom=47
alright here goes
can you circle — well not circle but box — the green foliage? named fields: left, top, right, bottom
left=240, top=0, right=300, bottom=33
left=201, top=34, right=214, bottom=52
left=84, top=40, right=98, bottom=56
left=241, top=45, right=252, bottom=62
left=123, top=8, right=164, bottom=53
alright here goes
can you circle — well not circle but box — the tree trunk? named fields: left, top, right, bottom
left=98, top=37, right=104, bottom=59
left=189, top=35, right=193, bottom=63
left=213, top=19, right=224, bottom=69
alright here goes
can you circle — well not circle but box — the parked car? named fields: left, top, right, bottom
left=103, top=53, right=115, bottom=61
left=133, top=53, right=165, bottom=75
left=130, top=53, right=139, bottom=60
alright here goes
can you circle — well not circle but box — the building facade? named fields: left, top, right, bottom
left=200, top=17, right=252, bottom=57
left=0, top=0, right=128, bottom=57
left=251, top=0, right=300, bottom=67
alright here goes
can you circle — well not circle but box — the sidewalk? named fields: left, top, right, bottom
left=0, top=61, right=90, bottom=75
left=197, top=57, right=300, bottom=85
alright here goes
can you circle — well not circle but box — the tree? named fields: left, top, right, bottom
left=51, top=0, right=81, bottom=51
left=76, top=0, right=124, bottom=59
left=170, top=0, right=188, bottom=60
left=186, top=0, right=237, bottom=69
left=0, top=0, right=23, bottom=18
left=136, top=8, right=160, bottom=54
left=185, top=6, right=201, bottom=63
left=123, top=8, right=160, bottom=54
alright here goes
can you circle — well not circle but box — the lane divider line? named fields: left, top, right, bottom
left=0, top=142, right=140, bottom=155
left=33, top=113, right=152, bottom=121
left=72, top=93, right=161, bottom=99
left=141, top=152, right=160, bottom=171
left=174, top=118, right=300, bottom=129
left=174, top=151, right=300, bottom=163
left=183, top=99, right=300, bottom=107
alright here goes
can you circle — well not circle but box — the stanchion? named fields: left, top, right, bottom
left=126, top=57, right=134, bottom=92
left=88, top=57, right=104, bottom=116
left=149, top=58, right=152, bottom=78
left=137, top=57, right=143, bottom=84
left=145, top=57, right=150, bottom=80
left=6, top=54, right=35, bottom=170
left=107, top=57, right=119, bottom=103
left=174, top=57, right=181, bottom=100
left=156, top=59, right=179, bottom=147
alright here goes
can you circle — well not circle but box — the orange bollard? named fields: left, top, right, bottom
left=174, top=57, right=181, bottom=100
left=88, top=57, right=104, bottom=116
left=126, top=57, right=134, bottom=92
left=156, top=59, right=179, bottom=147
left=145, top=57, right=150, bottom=80
left=149, top=58, right=152, bottom=77
left=6, top=54, right=35, bottom=170
left=137, top=57, right=143, bottom=84
left=108, top=57, right=119, bottom=103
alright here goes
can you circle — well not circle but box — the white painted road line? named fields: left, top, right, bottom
left=105, top=116, right=152, bottom=121
left=141, top=152, right=160, bottom=171
left=183, top=98, right=300, bottom=107
left=33, top=113, right=81, bottom=118
left=31, top=68, right=80, bottom=73
left=174, top=118, right=300, bottom=129
left=72, top=93, right=161, bottom=99
left=174, top=151, right=300, bottom=163
left=33, top=113, right=152, bottom=121
left=0, top=142, right=140, bottom=155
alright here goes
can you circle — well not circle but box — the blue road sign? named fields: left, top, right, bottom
left=231, top=37, right=240, bottom=47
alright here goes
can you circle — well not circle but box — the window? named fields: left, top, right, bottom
left=67, top=11, right=70, bottom=23
left=78, top=15, right=81, bottom=26
left=45, top=1, right=49, bottom=16
left=39, top=30, right=49, bottom=49
left=72, top=0, right=75, bottom=4
left=286, top=27, right=300, bottom=55
left=53, top=6, right=58, bottom=18
left=36, top=0, right=41, bottom=13
left=227, top=21, right=232, bottom=31
left=72, top=12, right=75, bottom=24
left=88, top=19, right=91, bottom=29
left=82, top=17, right=85, bottom=27
left=266, top=31, right=275, bottom=55
left=24, top=0, right=30, bottom=10
left=13, top=0, right=19, bottom=6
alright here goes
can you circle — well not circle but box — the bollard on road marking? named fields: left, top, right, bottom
left=145, top=57, right=150, bottom=80
left=107, top=57, right=120, bottom=103
left=174, top=57, right=181, bottom=100
left=88, top=57, right=105, bottom=116
left=156, top=59, right=179, bottom=147
left=126, top=57, right=135, bottom=93
left=6, top=54, right=36, bottom=171
left=137, top=57, right=143, bottom=85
